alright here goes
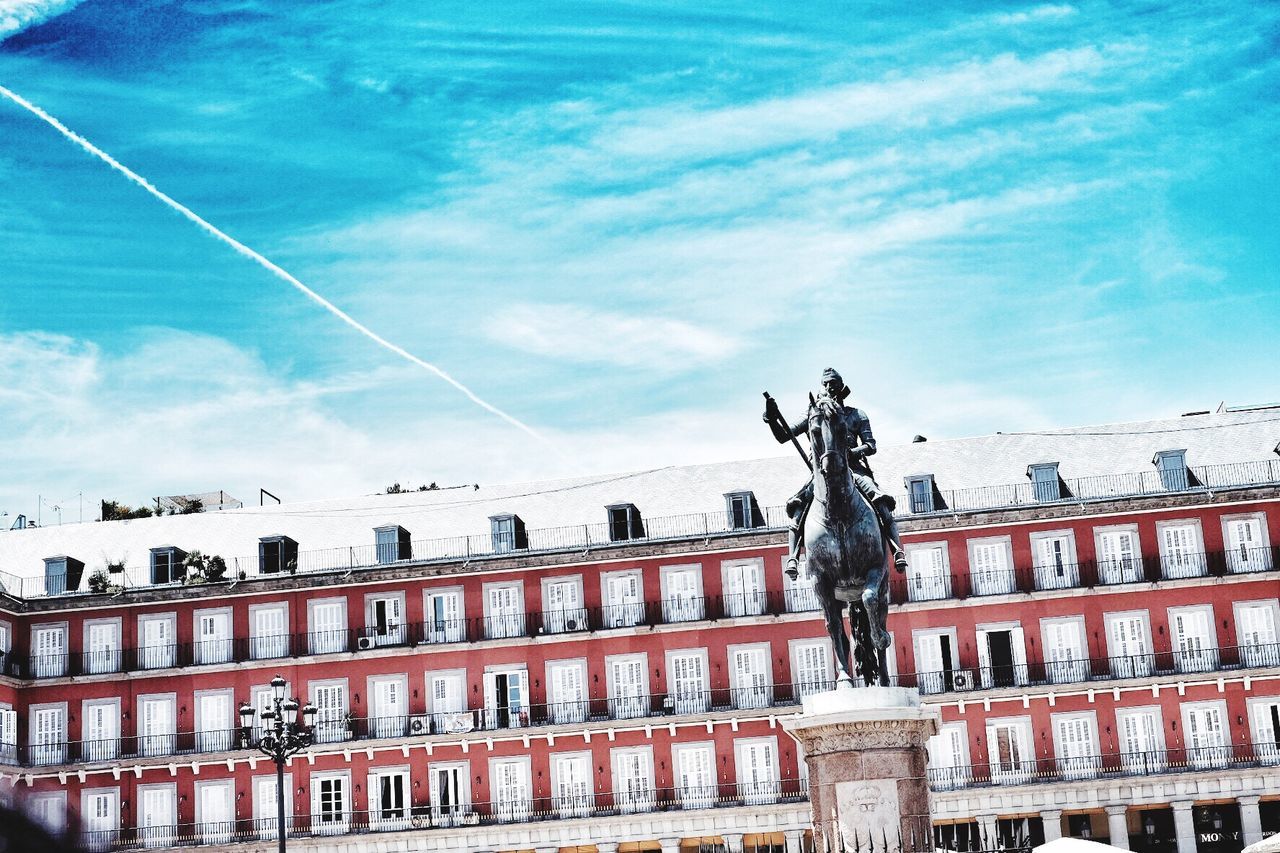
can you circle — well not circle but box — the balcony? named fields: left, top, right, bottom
left=78, top=779, right=810, bottom=852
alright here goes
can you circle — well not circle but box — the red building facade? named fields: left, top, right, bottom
left=0, top=409, right=1277, bottom=853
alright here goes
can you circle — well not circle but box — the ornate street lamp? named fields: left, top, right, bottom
left=240, top=676, right=318, bottom=853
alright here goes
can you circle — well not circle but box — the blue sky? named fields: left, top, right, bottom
left=1, top=0, right=1277, bottom=520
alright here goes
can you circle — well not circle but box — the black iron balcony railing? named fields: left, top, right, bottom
left=76, top=778, right=811, bottom=852
left=928, top=743, right=1280, bottom=792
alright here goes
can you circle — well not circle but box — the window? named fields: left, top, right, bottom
left=31, top=623, right=68, bottom=678
left=1027, top=463, right=1062, bottom=502
left=137, top=785, right=175, bottom=849
left=611, top=747, right=654, bottom=813
left=30, top=703, right=66, bottom=766
left=195, top=690, right=234, bottom=752
left=258, top=535, right=298, bottom=575
left=1117, top=707, right=1165, bottom=772
left=547, top=659, right=588, bottom=724
left=373, top=525, right=411, bottom=564
left=427, top=670, right=469, bottom=733
left=308, top=598, right=347, bottom=654
left=28, top=792, right=67, bottom=835
left=1153, top=449, right=1189, bottom=491
left=1182, top=702, right=1228, bottom=769
left=148, top=548, right=184, bottom=586
left=1030, top=531, right=1078, bottom=590
left=1224, top=514, right=1271, bottom=573
left=138, top=694, right=175, bottom=757
left=489, top=514, right=527, bottom=553
left=43, top=556, right=83, bottom=595
left=661, top=564, right=705, bottom=622
left=1170, top=606, right=1218, bottom=673
left=607, top=654, right=649, bottom=719
left=1235, top=601, right=1280, bottom=667
left=423, top=588, right=464, bottom=643
left=730, top=644, right=772, bottom=709
left=1052, top=713, right=1100, bottom=779
left=1096, top=526, right=1141, bottom=584
left=985, top=718, right=1033, bottom=784
left=1248, top=698, right=1280, bottom=764
left=0, top=707, right=14, bottom=765
left=368, top=768, right=410, bottom=829
left=791, top=640, right=832, bottom=698
left=968, top=537, right=1014, bottom=596
left=82, top=699, right=119, bottom=762
left=429, top=762, right=469, bottom=824
left=725, top=491, right=763, bottom=529
left=904, top=543, right=950, bottom=601
left=552, top=752, right=593, bottom=817
left=1158, top=521, right=1205, bottom=579
left=84, top=618, right=121, bottom=674
left=484, top=582, right=524, bottom=639
left=311, top=772, right=350, bottom=833
left=667, top=649, right=710, bottom=714
left=0, top=620, right=10, bottom=677
left=1105, top=611, right=1154, bottom=678
left=927, top=723, right=970, bottom=790
left=194, top=608, right=233, bottom=664
left=253, top=773, right=291, bottom=841
left=735, top=737, right=779, bottom=804
left=674, top=742, right=717, bottom=808
left=195, top=780, right=233, bottom=845
left=607, top=503, right=644, bottom=541
left=542, top=576, right=586, bottom=633
left=81, top=789, right=119, bottom=853
left=250, top=603, right=289, bottom=659
left=783, top=561, right=820, bottom=612
left=138, top=613, right=177, bottom=670
left=369, top=675, right=408, bottom=738
left=365, top=592, right=406, bottom=646
left=913, top=629, right=956, bottom=694
left=722, top=559, right=766, bottom=617
left=491, top=757, right=531, bottom=822
left=976, top=623, right=1027, bottom=688
left=603, top=571, right=645, bottom=626
left=310, top=681, right=349, bottom=743
left=1041, top=617, right=1089, bottom=683
left=483, top=667, right=529, bottom=729
left=905, top=474, right=936, bottom=513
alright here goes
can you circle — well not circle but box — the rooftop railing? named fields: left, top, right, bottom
left=4, top=456, right=1279, bottom=601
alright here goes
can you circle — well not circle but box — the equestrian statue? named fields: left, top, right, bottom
left=763, top=368, right=908, bottom=687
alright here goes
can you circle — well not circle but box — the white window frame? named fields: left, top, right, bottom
left=29, top=701, right=67, bottom=765
left=545, top=658, right=588, bottom=724
left=364, top=590, right=407, bottom=646
left=428, top=760, right=471, bottom=823
left=1156, top=518, right=1206, bottom=579
left=665, top=647, right=710, bottom=714
left=253, top=772, right=292, bottom=840
left=1094, top=524, right=1142, bottom=584
left=611, top=745, right=655, bottom=813
left=483, top=664, right=530, bottom=729
left=248, top=602, right=290, bottom=660
left=367, top=673, right=409, bottom=738
left=136, top=782, right=177, bottom=849
left=81, top=697, right=121, bottom=762
left=27, top=789, right=67, bottom=836
left=309, top=678, right=350, bottom=743
left=80, top=787, right=120, bottom=852
left=789, top=638, right=834, bottom=698
left=903, top=541, right=951, bottom=602
left=967, top=535, right=1015, bottom=596
left=307, top=597, right=348, bottom=654
left=927, top=722, right=971, bottom=790
left=985, top=716, right=1034, bottom=784
left=192, top=607, right=233, bottom=665
left=1247, top=696, right=1280, bottom=765
left=1040, top=616, right=1090, bottom=683
left=1029, top=529, right=1079, bottom=590
left=720, top=557, right=766, bottom=617
left=541, top=574, right=587, bottom=634
left=1181, top=699, right=1230, bottom=769
left=489, top=755, right=532, bottom=822
left=30, top=621, right=68, bottom=678
left=83, top=617, right=122, bottom=675
left=422, top=586, right=465, bottom=643
left=783, top=559, right=820, bottom=612
left=1116, top=705, right=1166, bottom=772
left=194, top=778, right=235, bottom=844
left=1222, top=511, right=1272, bottom=573
left=601, top=569, right=646, bottom=627
left=1103, top=610, right=1155, bottom=679
left=1050, top=711, right=1100, bottom=779
left=367, top=765, right=411, bottom=830
left=605, top=652, right=650, bottom=719
left=1169, top=604, right=1219, bottom=673
left=426, top=668, right=469, bottom=733
left=482, top=580, right=525, bottom=639
left=194, top=688, right=236, bottom=753
left=672, top=740, right=718, bottom=808
left=310, top=770, right=351, bottom=834
left=660, top=563, right=705, bottom=622
left=733, top=735, right=780, bottom=805
left=974, top=621, right=1028, bottom=688
left=550, top=750, right=594, bottom=817
left=137, top=612, right=178, bottom=670
left=728, top=642, right=773, bottom=709
left=912, top=627, right=959, bottom=694
left=136, top=693, right=176, bottom=758
left=1234, top=599, right=1280, bottom=667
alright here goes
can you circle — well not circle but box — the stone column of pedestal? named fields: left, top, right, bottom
left=1041, top=810, right=1063, bottom=843
left=781, top=687, right=940, bottom=853
left=1105, top=805, right=1131, bottom=851
left=1239, top=796, right=1264, bottom=848
left=1171, top=801, right=1197, bottom=853
left=784, top=829, right=807, bottom=853
left=659, top=837, right=680, bottom=853
left=975, top=814, right=999, bottom=850
left=723, top=832, right=744, bottom=853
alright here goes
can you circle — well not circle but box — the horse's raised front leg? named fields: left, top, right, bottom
left=822, top=598, right=854, bottom=688
left=861, top=563, right=891, bottom=653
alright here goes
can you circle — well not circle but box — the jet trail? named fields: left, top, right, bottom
left=0, top=84, right=547, bottom=445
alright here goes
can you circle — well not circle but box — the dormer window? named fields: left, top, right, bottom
left=1153, top=450, right=1189, bottom=491
left=374, top=525, right=411, bottom=564
left=607, top=504, right=644, bottom=542
left=905, top=475, right=937, bottom=514
left=725, top=491, right=763, bottom=530
left=43, top=556, right=84, bottom=596
left=259, top=535, right=299, bottom=575
left=490, top=514, right=528, bottom=554
left=1027, top=463, right=1063, bottom=502
left=149, top=547, right=187, bottom=585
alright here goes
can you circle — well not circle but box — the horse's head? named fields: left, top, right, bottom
left=808, top=392, right=848, bottom=481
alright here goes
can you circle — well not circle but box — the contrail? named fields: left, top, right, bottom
left=0, top=83, right=548, bottom=445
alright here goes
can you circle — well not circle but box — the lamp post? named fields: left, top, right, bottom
left=240, top=675, right=317, bottom=853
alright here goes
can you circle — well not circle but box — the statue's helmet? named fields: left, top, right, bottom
left=821, top=367, right=850, bottom=401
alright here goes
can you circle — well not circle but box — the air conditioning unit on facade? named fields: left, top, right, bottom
left=408, top=714, right=430, bottom=735
left=356, top=636, right=376, bottom=651
left=951, top=669, right=974, bottom=691
left=441, top=712, right=474, bottom=733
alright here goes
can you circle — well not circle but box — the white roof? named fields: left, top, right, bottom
left=1035, top=838, right=1129, bottom=853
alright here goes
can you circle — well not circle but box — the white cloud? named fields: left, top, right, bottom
left=0, top=0, right=83, bottom=37
left=485, top=303, right=742, bottom=371
left=994, top=5, right=1078, bottom=26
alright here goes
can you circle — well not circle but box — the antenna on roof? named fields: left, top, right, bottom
left=260, top=488, right=281, bottom=507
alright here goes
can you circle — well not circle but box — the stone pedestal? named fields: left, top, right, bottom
left=781, top=686, right=939, bottom=853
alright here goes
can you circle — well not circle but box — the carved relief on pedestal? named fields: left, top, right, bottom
left=798, top=718, right=926, bottom=756
left=835, top=779, right=901, bottom=852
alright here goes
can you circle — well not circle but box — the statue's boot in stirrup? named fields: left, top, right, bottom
left=874, top=499, right=909, bottom=572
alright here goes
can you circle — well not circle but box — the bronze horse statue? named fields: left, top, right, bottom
left=803, top=392, right=892, bottom=687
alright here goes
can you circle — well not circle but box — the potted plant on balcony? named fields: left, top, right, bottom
left=182, top=550, right=229, bottom=585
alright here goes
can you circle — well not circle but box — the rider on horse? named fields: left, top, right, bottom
left=765, top=368, right=909, bottom=578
